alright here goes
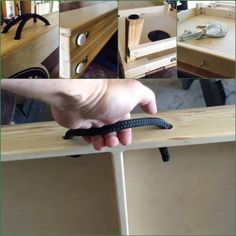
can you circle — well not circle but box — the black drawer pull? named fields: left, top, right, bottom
left=2, top=13, right=50, bottom=40
left=63, top=118, right=173, bottom=162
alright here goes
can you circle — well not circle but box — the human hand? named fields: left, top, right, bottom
left=51, top=79, right=157, bottom=150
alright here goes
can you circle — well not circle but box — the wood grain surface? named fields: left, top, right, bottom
left=1, top=12, right=58, bottom=59
left=1, top=105, right=235, bottom=161
left=60, top=1, right=117, bottom=36
left=119, top=5, right=176, bottom=78
left=178, top=15, right=235, bottom=58
left=1, top=12, right=59, bottom=78
left=177, top=7, right=235, bottom=78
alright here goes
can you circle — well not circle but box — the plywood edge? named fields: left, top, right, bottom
left=119, top=44, right=176, bottom=78
left=1, top=105, right=235, bottom=162
left=177, top=42, right=235, bottom=61
left=118, top=5, right=165, bottom=17
left=59, top=2, right=117, bottom=34
left=129, top=37, right=176, bottom=59
left=177, top=8, right=195, bottom=23
left=204, top=7, right=235, bottom=19
left=70, top=20, right=117, bottom=78
left=177, top=61, right=230, bottom=79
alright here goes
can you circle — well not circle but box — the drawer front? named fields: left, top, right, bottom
left=70, top=19, right=117, bottom=78
left=178, top=45, right=235, bottom=78
left=69, top=10, right=117, bottom=61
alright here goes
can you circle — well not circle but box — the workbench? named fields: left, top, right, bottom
left=177, top=2, right=235, bottom=78
left=1, top=105, right=235, bottom=235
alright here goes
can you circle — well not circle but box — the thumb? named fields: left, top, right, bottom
left=137, top=83, right=157, bottom=114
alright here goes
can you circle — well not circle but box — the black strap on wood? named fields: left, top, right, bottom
left=2, top=13, right=50, bottom=40
left=63, top=118, right=173, bottom=162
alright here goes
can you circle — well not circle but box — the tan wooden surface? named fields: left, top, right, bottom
left=2, top=143, right=235, bottom=235
left=177, top=61, right=233, bottom=78
left=119, top=5, right=167, bottom=18
left=1, top=12, right=58, bottom=59
left=66, top=12, right=116, bottom=62
left=118, top=1, right=162, bottom=10
left=125, top=17, right=144, bottom=62
left=125, top=142, right=235, bottom=235
left=1, top=105, right=235, bottom=161
left=119, top=6, right=176, bottom=78
left=70, top=19, right=117, bottom=78
left=59, top=1, right=117, bottom=36
left=1, top=12, right=59, bottom=78
left=59, top=2, right=118, bottom=78
left=129, top=37, right=176, bottom=59
left=177, top=42, right=235, bottom=78
left=177, top=7, right=235, bottom=78
left=119, top=48, right=176, bottom=78
left=178, top=15, right=235, bottom=58
left=119, top=7, right=176, bottom=46
left=60, top=18, right=117, bottom=78
left=2, top=153, right=120, bottom=235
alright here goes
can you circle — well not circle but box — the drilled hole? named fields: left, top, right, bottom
left=128, top=14, right=139, bottom=20
left=148, top=30, right=171, bottom=41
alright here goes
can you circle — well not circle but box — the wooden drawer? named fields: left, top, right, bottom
left=178, top=42, right=235, bottom=78
left=60, top=2, right=118, bottom=78
left=2, top=106, right=235, bottom=235
left=69, top=19, right=117, bottom=78
left=1, top=12, right=59, bottom=78
left=63, top=11, right=117, bottom=62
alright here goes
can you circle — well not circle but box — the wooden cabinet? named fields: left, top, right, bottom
left=1, top=105, right=235, bottom=235
left=59, top=2, right=118, bottom=78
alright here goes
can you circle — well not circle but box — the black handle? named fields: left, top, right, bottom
left=63, top=117, right=172, bottom=139
left=63, top=117, right=173, bottom=162
left=2, top=13, right=50, bottom=40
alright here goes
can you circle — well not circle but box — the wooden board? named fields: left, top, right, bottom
left=61, top=11, right=116, bottom=62
left=60, top=1, right=117, bottom=36
left=118, top=1, right=163, bottom=10
left=119, top=5, right=176, bottom=78
left=2, top=153, right=120, bottom=235
left=177, top=7, right=235, bottom=78
left=59, top=2, right=118, bottom=78
left=178, top=15, right=235, bottom=58
left=1, top=12, right=59, bottom=78
left=2, top=143, right=234, bottom=235
left=1, top=12, right=58, bottom=60
left=124, top=142, right=235, bottom=235
left=1, top=105, right=235, bottom=235
left=1, top=105, right=235, bottom=162
left=60, top=17, right=117, bottom=78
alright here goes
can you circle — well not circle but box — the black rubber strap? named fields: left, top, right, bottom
left=63, top=117, right=173, bottom=162
left=63, top=117, right=172, bottom=139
